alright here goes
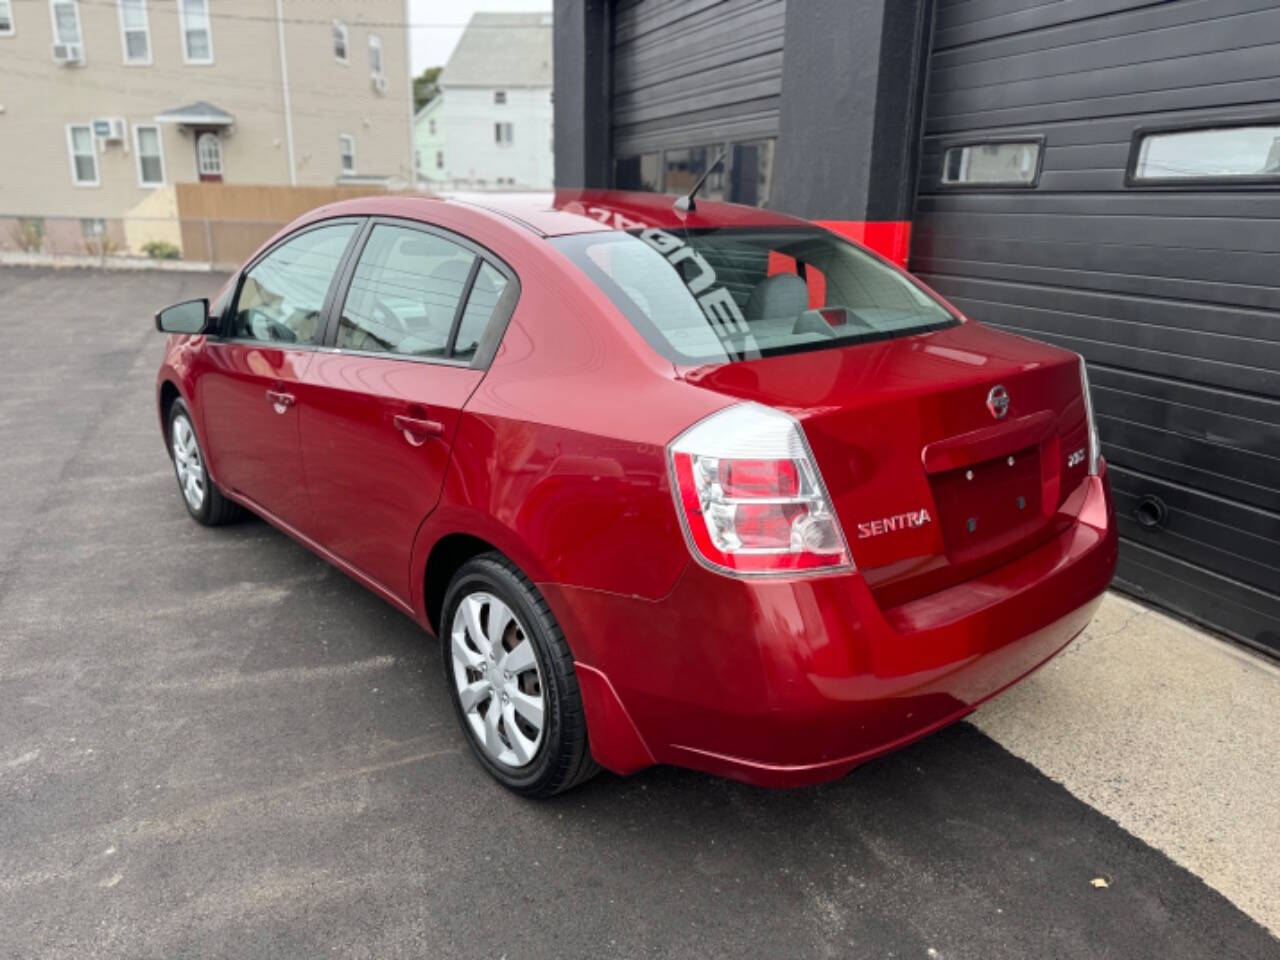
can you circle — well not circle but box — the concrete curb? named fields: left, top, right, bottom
left=0, top=251, right=215, bottom=272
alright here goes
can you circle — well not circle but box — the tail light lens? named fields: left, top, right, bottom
left=1079, top=356, right=1102, bottom=475
left=667, top=403, right=852, bottom=576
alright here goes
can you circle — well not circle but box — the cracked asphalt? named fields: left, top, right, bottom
left=1, top=266, right=1276, bottom=959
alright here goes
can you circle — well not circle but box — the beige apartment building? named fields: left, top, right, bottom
left=0, top=0, right=411, bottom=256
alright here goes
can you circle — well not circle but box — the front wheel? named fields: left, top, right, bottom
left=441, top=553, right=599, bottom=797
left=168, top=399, right=242, bottom=526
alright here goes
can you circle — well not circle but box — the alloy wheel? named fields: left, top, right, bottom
left=450, top=591, right=546, bottom=767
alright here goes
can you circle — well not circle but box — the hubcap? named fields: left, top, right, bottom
left=171, top=415, right=206, bottom=511
left=450, top=592, right=545, bottom=768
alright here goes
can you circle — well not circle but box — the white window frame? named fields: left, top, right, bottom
left=117, top=0, right=151, bottom=65
left=196, top=131, right=223, bottom=177
left=66, top=123, right=99, bottom=187
left=435, top=150, right=443, bottom=170
left=340, top=134, right=356, bottom=175
left=50, top=0, right=82, bottom=45
left=333, top=19, right=348, bottom=63
left=0, top=0, right=15, bottom=37
left=133, top=123, right=165, bottom=187
left=178, top=0, right=213, bottom=65
left=495, top=122, right=513, bottom=146
left=367, top=33, right=382, bottom=76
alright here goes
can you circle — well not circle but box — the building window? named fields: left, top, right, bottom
left=428, top=118, right=436, bottom=136
left=941, top=140, right=1042, bottom=187
left=729, top=139, right=775, bottom=207
left=494, top=122, right=513, bottom=146
left=494, top=90, right=507, bottom=105
left=368, top=33, right=382, bottom=76
left=340, top=134, right=356, bottom=174
left=435, top=150, right=443, bottom=170
left=66, top=124, right=99, bottom=186
left=663, top=147, right=724, bottom=200
left=332, top=20, right=348, bottom=62
left=117, top=0, right=150, bottom=64
left=616, top=154, right=661, bottom=192
left=1130, top=123, right=1280, bottom=183
left=196, top=131, right=222, bottom=178
left=80, top=217, right=106, bottom=240
left=0, top=1, right=15, bottom=36
left=179, top=0, right=212, bottom=63
left=134, top=124, right=164, bottom=186
left=50, top=1, right=82, bottom=45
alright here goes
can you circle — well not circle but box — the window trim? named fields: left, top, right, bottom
left=116, top=0, right=150, bottom=65
left=318, top=216, right=521, bottom=371
left=217, top=217, right=367, bottom=346
left=937, top=135, right=1046, bottom=191
left=367, top=33, right=382, bottom=76
left=1125, top=115, right=1280, bottom=188
left=493, top=90, right=507, bottom=105
left=0, top=0, right=15, bottom=36
left=178, top=0, right=213, bottom=65
left=66, top=123, right=99, bottom=187
left=339, top=133, right=356, bottom=175
left=49, top=0, right=82, bottom=46
left=133, top=122, right=165, bottom=187
left=494, top=122, right=513, bottom=146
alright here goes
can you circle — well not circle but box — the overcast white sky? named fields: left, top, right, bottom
left=409, top=0, right=552, bottom=74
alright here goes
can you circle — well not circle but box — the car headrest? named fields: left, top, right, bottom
left=745, top=273, right=809, bottom=322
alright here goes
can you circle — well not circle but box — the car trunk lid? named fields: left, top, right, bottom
left=679, top=323, right=1091, bottom=607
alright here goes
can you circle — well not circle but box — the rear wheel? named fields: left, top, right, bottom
left=441, top=553, right=598, bottom=796
left=168, top=399, right=242, bottom=526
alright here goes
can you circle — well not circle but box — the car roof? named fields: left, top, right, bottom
left=303, top=190, right=814, bottom=240
left=457, top=189, right=814, bottom=237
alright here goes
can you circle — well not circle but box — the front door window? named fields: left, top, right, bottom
left=196, top=131, right=223, bottom=182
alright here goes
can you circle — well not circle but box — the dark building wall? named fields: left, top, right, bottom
left=910, top=0, right=1280, bottom=654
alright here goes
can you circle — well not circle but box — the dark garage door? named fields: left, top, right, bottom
left=611, top=0, right=784, bottom=203
left=911, top=0, right=1280, bottom=655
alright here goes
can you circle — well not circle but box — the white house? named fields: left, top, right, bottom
left=414, top=12, right=554, bottom=190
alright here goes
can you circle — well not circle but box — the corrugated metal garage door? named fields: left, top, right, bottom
left=911, top=0, right=1280, bottom=656
left=611, top=0, right=784, bottom=158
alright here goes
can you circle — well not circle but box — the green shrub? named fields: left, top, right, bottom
left=142, top=239, right=181, bottom=260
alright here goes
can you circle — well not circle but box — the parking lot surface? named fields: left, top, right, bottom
left=1, top=267, right=1276, bottom=959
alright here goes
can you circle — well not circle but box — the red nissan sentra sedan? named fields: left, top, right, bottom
left=154, top=190, right=1117, bottom=796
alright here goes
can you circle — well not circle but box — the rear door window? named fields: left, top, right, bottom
left=337, top=224, right=475, bottom=358
left=552, top=227, right=957, bottom=364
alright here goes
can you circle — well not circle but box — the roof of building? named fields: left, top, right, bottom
left=154, top=101, right=234, bottom=126
left=440, top=12, right=553, bottom=88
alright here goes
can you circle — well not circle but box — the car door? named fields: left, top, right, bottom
left=198, top=220, right=361, bottom=531
left=300, top=219, right=518, bottom=603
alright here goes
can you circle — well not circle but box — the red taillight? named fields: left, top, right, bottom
left=668, top=404, right=852, bottom=576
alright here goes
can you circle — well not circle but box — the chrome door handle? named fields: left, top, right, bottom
left=393, top=414, right=444, bottom=446
left=266, top=389, right=295, bottom=413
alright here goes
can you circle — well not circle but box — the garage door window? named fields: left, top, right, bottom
left=942, top=140, right=1042, bottom=187
left=1130, top=124, right=1280, bottom=183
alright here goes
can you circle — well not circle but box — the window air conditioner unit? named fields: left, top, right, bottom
left=53, top=43, right=84, bottom=65
left=93, top=118, right=127, bottom=142
left=371, top=73, right=388, bottom=94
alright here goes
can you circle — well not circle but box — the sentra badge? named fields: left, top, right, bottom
left=858, top=509, right=932, bottom=540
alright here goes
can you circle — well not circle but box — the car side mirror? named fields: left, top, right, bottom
left=155, top=298, right=211, bottom=335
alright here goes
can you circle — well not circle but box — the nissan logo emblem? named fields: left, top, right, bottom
left=987, top=385, right=1010, bottom=420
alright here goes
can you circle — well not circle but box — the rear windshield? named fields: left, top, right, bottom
left=552, top=227, right=957, bottom=364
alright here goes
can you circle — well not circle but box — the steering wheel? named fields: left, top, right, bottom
left=372, top=299, right=410, bottom=333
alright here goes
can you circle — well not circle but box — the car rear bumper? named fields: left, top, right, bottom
left=544, top=469, right=1118, bottom=787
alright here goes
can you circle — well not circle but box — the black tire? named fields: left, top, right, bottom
left=441, top=552, right=599, bottom=797
left=167, top=399, right=243, bottom=527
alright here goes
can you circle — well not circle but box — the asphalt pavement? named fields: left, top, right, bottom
left=1, top=266, right=1275, bottom=959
